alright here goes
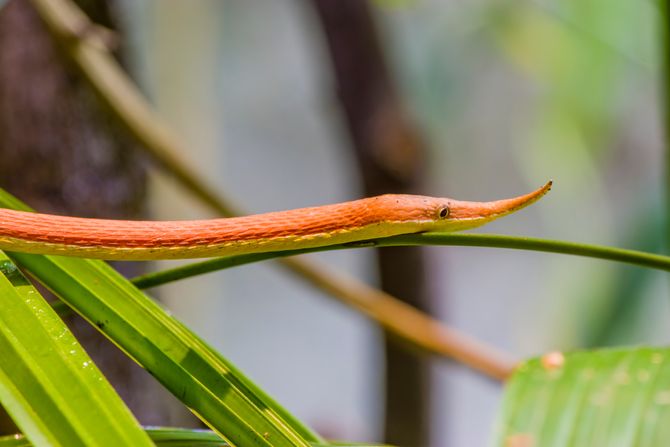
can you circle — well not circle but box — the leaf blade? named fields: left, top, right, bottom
left=0, top=254, right=153, bottom=447
left=495, top=347, right=670, bottom=446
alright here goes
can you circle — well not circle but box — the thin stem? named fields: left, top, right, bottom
left=28, top=0, right=515, bottom=381
left=389, top=233, right=670, bottom=271
left=132, top=233, right=670, bottom=290
left=131, top=231, right=670, bottom=380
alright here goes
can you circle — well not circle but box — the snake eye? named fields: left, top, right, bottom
left=438, top=206, right=450, bottom=219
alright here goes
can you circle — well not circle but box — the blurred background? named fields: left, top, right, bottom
left=0, top=0, right=666, bottom=446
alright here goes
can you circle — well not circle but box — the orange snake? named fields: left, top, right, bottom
left=0, top=182, right=551, bottom=260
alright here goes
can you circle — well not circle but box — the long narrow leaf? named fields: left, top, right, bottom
left=0, top=188, right=322, bottom=447
left=494, top=347, right=670, bottom=446
left=0, top=253, right=153, bottom=447
left=0, top=428, right=391, bottom=447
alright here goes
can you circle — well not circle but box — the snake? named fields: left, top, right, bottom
left=0, top=182, right=551, bottom=260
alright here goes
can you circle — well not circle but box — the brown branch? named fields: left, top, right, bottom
left=308, top=1, right=433, bottom=444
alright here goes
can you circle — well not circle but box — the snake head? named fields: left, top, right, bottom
left=425, top=180, right=552, bottom=232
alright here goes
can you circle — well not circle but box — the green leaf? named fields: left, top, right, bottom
left=494, top=347, right=670, bottom=446
left=146, top=428, right=227, bottom=446
left=0, top=428, right=391, bottom=447
left=146, top=426, right=388, bottom=447
left=0, top=253, right=152, bottom=447
left=0, top=188, right=322, bottom=447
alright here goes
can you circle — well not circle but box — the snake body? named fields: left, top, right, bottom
left=0, top=182, right=551, bottom=260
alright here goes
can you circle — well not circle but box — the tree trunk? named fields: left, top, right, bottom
left=308, top=2, right=434, bottom=445
left=0, top=0, right=194, bottom=430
